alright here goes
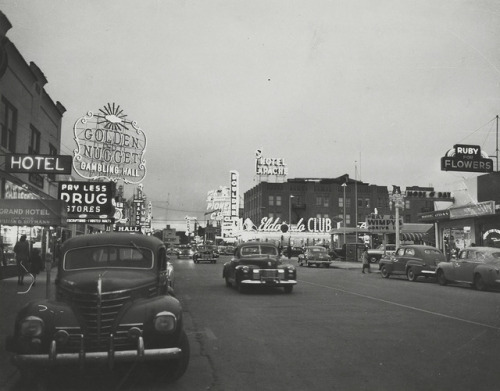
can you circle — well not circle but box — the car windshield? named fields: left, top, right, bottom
left=64, top=245, right=154, bottom=270
left=240, top=245, right=278, bottom=257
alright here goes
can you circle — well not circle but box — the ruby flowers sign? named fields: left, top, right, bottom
left=73, top=103, right=147, bottom=184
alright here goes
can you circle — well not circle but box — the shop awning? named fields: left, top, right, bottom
left=401, top=232, right=427, bottom=241
left=400, top=223, right=434, bottom=242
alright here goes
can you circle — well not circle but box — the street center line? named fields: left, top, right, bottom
left=300, top=280, right=500, bottom=331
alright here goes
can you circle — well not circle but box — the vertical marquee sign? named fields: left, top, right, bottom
left=72, top=103, right=147, bottom=184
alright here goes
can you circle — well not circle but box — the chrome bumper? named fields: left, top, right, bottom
left=12, top=335, right=181, bottom=369
left=241, top=279, right=297, bottom=285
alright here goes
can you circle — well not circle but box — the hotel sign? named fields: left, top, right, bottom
left=5, top=154, right=72, bottom=174
left=255, top=149, right=288, bottom=176
left=441, top=144, right=493, bottom=173
left=0, top=199, right=67, bottom=226
left=73, top=103, right=147, bottom=184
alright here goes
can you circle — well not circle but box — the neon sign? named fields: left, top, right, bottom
left=73, top=103, right=147, bottom=183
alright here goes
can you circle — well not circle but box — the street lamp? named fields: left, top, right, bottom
left=388, top=186, right=405, bottom=248
left=288, top=195, right=294, bottom=259
left=341, top=183, right=347, bottom=246
left=289, top=195, right=294, bottom=226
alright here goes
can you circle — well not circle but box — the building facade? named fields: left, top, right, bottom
left=0, top=12, right=67, bottom=258
left=244, top=175, right=436, bottom=228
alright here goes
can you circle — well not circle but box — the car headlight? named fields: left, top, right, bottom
left=20, top=316, right=44, bottom=337
left=154, top=311, right=177, bottom=333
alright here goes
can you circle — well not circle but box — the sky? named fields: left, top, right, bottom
left=2, top=0, right=500, bottom=230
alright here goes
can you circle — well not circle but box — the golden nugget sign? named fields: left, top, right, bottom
left=73, top=103, right=147, bottom=184
left=255, top=149, right=288, bottom=176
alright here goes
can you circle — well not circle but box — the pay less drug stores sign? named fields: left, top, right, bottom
left=58, top=181, right=115, bottom=224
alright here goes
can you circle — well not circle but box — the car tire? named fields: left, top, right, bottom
left=436, top=270, right=448, bottom=285
left=474, top=274, right=488, bottom=291
left=284, top=286, right=293, bottom=294
left=407, top=267, right=417, bottom=282
left=238, top=282, right=247, bottom=294
left=149, top=330, right=190, bottom=383
left=380, top=265, right=390, bottom=278
left=307, top=262, right=311, bottom=268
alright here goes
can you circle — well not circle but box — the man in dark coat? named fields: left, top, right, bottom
left=14, top=235, right=30, bottom=285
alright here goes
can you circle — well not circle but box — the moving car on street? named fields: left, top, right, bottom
left=6, top=233, right=189, bottom=385
left=222, top=241, right=297, bottom=293
left=367, top=244, right=396, bottom=263
left=436, top=246, right=500, bottom=291
left=193, top=245, right=218, bottom=264
left=298, top=246, right=332, bottom=267
left=379, top=244, right=445, bottom=281
left=177, top=245, right=194, bottom=259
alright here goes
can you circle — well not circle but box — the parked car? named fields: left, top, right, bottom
left=177, top=246, right=194, bottom=259
left=367, top=244, right=396, bottom=264
left=222, top=241, right=297, bottom=293
left=436, top=246, right=500, bottom=291
left=5, top=233, right=189, bottom=384
left=298, top=246, right=332, bottom=267
left=379, top=245, right=445, bottom=281
left=193, top=245, right=218, bottom=264
left=282, top=246, right=304, bottom=258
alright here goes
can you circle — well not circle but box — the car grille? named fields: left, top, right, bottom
left=259, top=269, right=278, bottom=279
left=64, top=288, right=154, bottom=352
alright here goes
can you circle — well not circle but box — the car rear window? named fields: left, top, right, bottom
left=64, top=245, right=154, bottom=270
left=240, top=245, right=278, bottom=257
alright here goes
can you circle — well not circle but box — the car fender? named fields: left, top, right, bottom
left=8, top=299, right=79, bottom=353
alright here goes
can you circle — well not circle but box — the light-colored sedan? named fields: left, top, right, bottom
left=436, top=246, right=500, bottom=291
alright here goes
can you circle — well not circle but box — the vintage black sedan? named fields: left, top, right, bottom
left=5, top=233, right=189, bottom=384
left=222, top=241, right=297, bottom=293
left=436, top=246, right=500, bottom=291
left=379, top=244, right=445, bottom=281
left=298, top=246, right=332, bottom=267
left=193, top=245, right=218, bottom=264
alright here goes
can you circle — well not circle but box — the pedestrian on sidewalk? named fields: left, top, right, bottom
left=361, top=246, right=371, bottom=274
left=14, top=235, right=30, bottom=285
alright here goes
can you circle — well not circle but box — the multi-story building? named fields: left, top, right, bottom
left=244, top=175, right=436, bottom=227
left=0, top=12, right=66, bottom=252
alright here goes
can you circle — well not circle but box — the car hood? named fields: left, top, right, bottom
left=58, top=269, right=157, bottom=293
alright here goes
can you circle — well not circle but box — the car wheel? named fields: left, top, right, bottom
left=369, top=256, right=378, bottom=264
left=474, top=274, right=488, bottom=291
left=149, top=330, right=190, bottom=383
left=307, top=262, right=311, bottom=268
left=407, top=267, right=417, bottom=282
left=437, top=270, right=448, bottom=285
left=238, top=282, right=247, bottom=294
left=380, top=265, right=390, bottom=278
left=284, top=286, right=293, bottom=294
